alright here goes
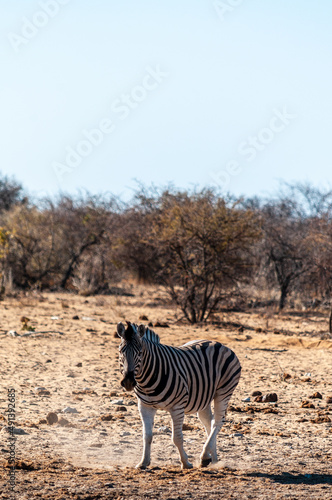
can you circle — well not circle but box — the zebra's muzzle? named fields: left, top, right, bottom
left=121, top=371, right=137, bottom=391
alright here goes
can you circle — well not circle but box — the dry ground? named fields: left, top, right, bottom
left=0, top=285, right=332, bottom=499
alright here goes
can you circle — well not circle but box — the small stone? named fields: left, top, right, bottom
left=46, top=412, right=58, bottom=425
left=76, top=362, right=82, bottom=367
left=7, top=330, right=19, bottom=337
left=283, top=373, right=292, bottom=380
left=263, top=408, right=278, bottom=414
left=3, top=427, right=28, bottom=435
left=326, top=396, right=332, bottom=404
left=37, top=389, right=51, bottom=396
left=252, top=391, right=262, bottom=397
left=115, top=406, right=127, bottom=412
left=309, top=392, right=322, bottom=399
left=100, top=414, right=114, bottom=421
left=72, top=315, right=79, bottom=320
left=182, top=423, right=196, bottom=431
left=109, top=391, right=118, bottom=397
left=139, top=315, right=149, bottom=321
left=158, top=426, right=171, bottom=434
left=228, top=405, right=242, bottom=412
left=262, top=393, right=278, bottom=403
left=110, top=399, right=124, bottom=405
left=58, top=417, right=69, bottom=426
left=72, top=388, right=97, bottom=396
left=301, top=400, right=315, bottom=409
left=62, top=407, right=78, bottom=414
left=310, top=416, right=331, bottom=424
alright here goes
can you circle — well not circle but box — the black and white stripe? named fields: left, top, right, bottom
left=117, top=321, right=241, bottom=469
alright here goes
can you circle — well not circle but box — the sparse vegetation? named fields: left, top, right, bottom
left=0, top=173, right=331, bottom=322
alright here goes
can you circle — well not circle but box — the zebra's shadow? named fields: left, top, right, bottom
left=246, top=472, right=332, bottom=485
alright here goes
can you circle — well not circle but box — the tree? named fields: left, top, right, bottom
left=111, top=188, right=161, bottom=283
left=2, top=204, right=61, bottom=288
left=1, top=194, right=118, bottom=291
left=0, top=173, right=24, bottom=213
left=262, top=199, right=311, bottom=310
left=150, top=189, right=261, bottom=323
left=51, top=195, right=116, bottom=289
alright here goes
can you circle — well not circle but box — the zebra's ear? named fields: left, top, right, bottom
left=117, top=322, right=125, bottom=338
left=137, top=324, right=146, bottom=338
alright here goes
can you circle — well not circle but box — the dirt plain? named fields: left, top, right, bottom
left=0, top=284, right=332, bottom=499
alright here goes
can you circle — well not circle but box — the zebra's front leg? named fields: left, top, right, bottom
left=136, top=401, right=156, bottom=469
left=170, top=407, right=193, bottom=469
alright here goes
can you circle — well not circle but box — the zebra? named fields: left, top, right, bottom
left=117, top=321, right=241, bottom=469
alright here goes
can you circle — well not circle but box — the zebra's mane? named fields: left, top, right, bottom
left=143, top=326, right=160, bottom=344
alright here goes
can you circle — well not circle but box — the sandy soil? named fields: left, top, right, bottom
left=0, top=285, right=332, bottom=499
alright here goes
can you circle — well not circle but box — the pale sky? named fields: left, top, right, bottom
left=1, top=0, right=332, bottom=200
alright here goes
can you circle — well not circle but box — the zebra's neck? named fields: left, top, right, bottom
left=133, top=329, right=160, bottom=384
left=135, top=338, right=161, bottom=385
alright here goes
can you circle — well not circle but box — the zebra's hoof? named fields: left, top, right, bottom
left=200, top=458, right=212, bottom=468
left=136, top=463, right=148, bottom=470
left=182, top=462, right=193, bottom=470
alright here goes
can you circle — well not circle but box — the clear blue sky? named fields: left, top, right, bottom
left=1, top=0, right=332, bottom=200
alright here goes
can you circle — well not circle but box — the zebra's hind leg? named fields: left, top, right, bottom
left=197, top=405, right=217, bottom=465
left=170, top=407, right=193, bottom=469
left=200, top=395, right=231, bottom=468
left=136, top=402, right=157, bottom=469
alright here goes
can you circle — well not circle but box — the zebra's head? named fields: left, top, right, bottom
left=117, top=321, right=145, bottom=391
